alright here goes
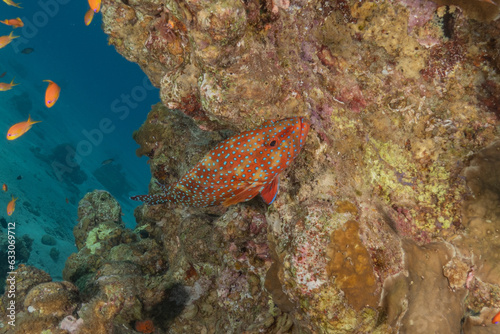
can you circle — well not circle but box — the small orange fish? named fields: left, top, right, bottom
left=7, top=195, right=17, bottom=216
left=0, top=31, right=19, bottom=49
left=84, top=9, right=94, bottom=26
left=65, top=197, right=69, bottom=204
left=0, top=78, right=19, bottom=91
left=2, top=0, right=22, bottom=8
left=2, top=184, right=7, bottom=192
left=88, top=0, right=101, bottom=13
left=7, top=115, right=41, bottom=140
left=493, top=310, right=500, bottom=324
left=43, top=80, right=61, bottom=108
left=0, top=18, right=23, bottom=28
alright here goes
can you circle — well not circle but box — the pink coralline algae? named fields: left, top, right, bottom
left=401, top=0, right=439, bottom=33
left=59, top=315, right=84, bottom=333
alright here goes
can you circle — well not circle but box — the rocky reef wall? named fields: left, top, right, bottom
left=1, top=0, right=500, bottom=333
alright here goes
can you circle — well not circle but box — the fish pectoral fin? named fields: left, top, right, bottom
left=260, top=175, right=280, bottom=205
left=222, top=182, right=264, bottom=207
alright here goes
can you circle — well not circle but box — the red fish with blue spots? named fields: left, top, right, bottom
left=131, top=117, right=310, bottom=207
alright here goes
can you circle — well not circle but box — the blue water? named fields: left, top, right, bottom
left=0, top=0, right=159, bottom=279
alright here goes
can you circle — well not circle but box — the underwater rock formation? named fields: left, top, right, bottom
left=0, top=234, right=33, bottom=295
left=1, top=0, right=500, bottom=333
left=97, top=0, right=500, bottom=331
left=0, top=268, right=80, bottom=334
left=72, top=190, right=124, bottom=251
left=64, top=191, right=173, bottom=332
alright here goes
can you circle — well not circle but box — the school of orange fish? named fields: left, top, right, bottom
left=1, top=0, right=101, bottom=216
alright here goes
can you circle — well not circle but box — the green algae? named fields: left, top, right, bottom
left=365, top=137, right=465, bottom=230
left=85, top=224, right=117, bottom=255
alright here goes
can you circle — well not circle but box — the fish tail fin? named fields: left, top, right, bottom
left=43, top=79, right=53, bottom=83
left=0, top=20, right=6, bottom=25
left=9, top=31, right=19, bottom=39
left=130, top=193, right=172, bottom=205
left=10, top=77, right=18, bottom=86
left=27, top=114, right=41, bottom=125
left=11, top=195, right=17, bottom=202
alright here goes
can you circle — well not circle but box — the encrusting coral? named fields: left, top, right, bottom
left=102, top=0, right=500, bottom=330
left=1, top=0, right=500, bottom=332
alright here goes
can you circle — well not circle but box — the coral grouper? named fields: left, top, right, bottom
left=131, top=117, right=310, bottom=207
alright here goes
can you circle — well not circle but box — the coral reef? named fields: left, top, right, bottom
left=49, top=247, right=60, bottom=262
left=2, top=0, right=500, bottom=332
left=96, top=0, right=500, bottom=331
left=72, top=190, right=123, bottom=251
left=0, top=234, right=33, bottom=294
left=41, top=234, right=57, bottom=246
left=0, top=268, right=80, bottom=334
left=326, top=220, right=379, bottom=311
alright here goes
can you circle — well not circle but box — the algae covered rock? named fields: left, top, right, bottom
left=52, top=0, right=500, bottom=331
left=0, top=267, right=80, bottom=334
left=0, top=234, right=33, bottom=294
left=0, top=265, right=51, bottom=316
left=74, top=190, right=123, bottom=250
left=64, top=191, right=139, bottom=283
left=59, top=191, right=170, bottom=333
left=23, top=281, right=79, bottom=317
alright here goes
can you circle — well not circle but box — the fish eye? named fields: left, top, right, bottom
left=265, top=137, right=280, bottom=148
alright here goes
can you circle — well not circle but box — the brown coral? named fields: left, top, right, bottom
left=326, top=220, right=379, bottom=310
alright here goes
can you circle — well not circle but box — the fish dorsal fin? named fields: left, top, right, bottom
left=222, top=182, right=263, bottom=207
left=260, top=119, right=277, bottom=127
left=260, top=175, right=280, bottom=204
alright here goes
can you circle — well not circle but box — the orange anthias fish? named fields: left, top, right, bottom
left=493, top=310, right=500, bottom=324
left=0, top=18, right=24, bottom=28
left=84, top=9, right=94, bottom=26
left=2, top=0, right=22, bottom=8
left=0, top=31, right=19, bottom=49
left=88, top=0, right=101, bottom=13
left=43, top=80, right=61, bottom=108
left=2, top=184, right=7, bottom=192
left=7, top=195, right=17, bottom=216
left=131, top=117, right=310, bottom=207
left=0, top=78, right=18, bottom=91
left=7, top=115, right=41, bottom=140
